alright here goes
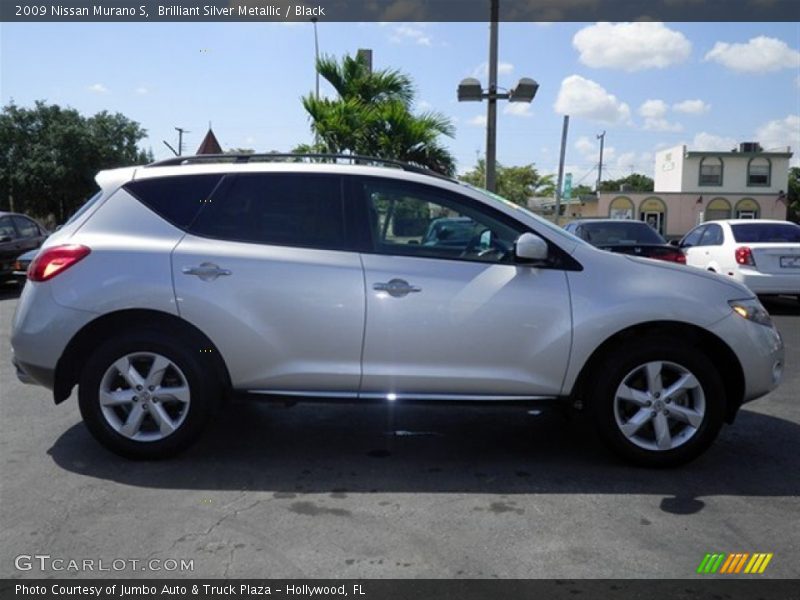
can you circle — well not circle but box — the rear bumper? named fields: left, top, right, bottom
left=13, top=356, right=54, bottom=388
left=734, top=269, right=800, bottom=295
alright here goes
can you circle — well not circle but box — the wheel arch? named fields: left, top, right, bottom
left=570, top=321, right=745, bottom=423
left=54, top=309, right=232, bottom=404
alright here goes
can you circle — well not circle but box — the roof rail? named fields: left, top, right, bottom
left=146, top=153, right=454, bottom=181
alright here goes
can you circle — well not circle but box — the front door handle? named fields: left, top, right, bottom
left=182, top=262, right=232, bottom=281
left=373, top=278, right=422, bottom=298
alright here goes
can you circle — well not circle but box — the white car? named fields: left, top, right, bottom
left=679, top=219, right=800, bottom=300
left=10, top=155, right=785, bottom=466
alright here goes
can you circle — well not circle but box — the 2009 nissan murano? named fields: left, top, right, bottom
left=11, top=155, right=785, bottom=466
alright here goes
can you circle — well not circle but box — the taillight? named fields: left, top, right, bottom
left=735, top=246, right=756, bottom=267
left=656, top=250, right=686, bottom=264
left=28, top=245, right=91, bottom=282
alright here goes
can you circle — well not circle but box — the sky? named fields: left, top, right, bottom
left=1, top=21, right=799, bottom=186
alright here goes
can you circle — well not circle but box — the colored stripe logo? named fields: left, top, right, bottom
left=697, top=553, right=773, bottom=574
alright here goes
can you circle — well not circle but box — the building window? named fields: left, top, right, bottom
left=698, top=157, right=723, bottom=186
left=747, top=157, right=771, bottom=187
left=734, top=198, right=760, bottom=219
left=705, top=197, right=731, bottom=221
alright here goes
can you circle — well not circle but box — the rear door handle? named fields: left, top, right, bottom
left=373, top=278, right=421, bottom=298
left=182, top=262, right=232, bottom=281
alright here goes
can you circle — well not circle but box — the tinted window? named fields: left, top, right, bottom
left=731, top=223, right=800, bottom=243
left=190, top=174, right=346, bottom=250
left=699, top=223, right=724, bottom=246
left=11, top=216, right=41, bottom=238
left=361, top=179, right=522, bottom=263
left=125, top=175, right=223, bottom=229
left=0, top=217, right=16, bottom=240
left=681, top=226, right=705, bottom=247
left=580, top=221, right=665, bottom=245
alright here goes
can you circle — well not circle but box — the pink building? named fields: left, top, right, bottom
left=575, top=142, right=792, bottom=239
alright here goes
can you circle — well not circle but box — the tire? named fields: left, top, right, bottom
left=78, top=329, right=220, bottom=459
left=590, top=337, right=726, bottom=467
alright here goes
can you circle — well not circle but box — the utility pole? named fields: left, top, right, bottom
left=596, top=131, right=606, bottom=191
left=485, top=0, right=499, bottom=192
left=175, top=127, right=189, bottom=156
left=554, top=115, right=570, bottom=226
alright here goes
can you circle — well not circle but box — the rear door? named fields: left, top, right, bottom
left=171, top=172, right=366, bottom=395
left=354, top=177, right=573, bottom=399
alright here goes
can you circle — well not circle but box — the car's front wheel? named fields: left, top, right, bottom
left=78, top=330, right=219, bottom=459
left=591, top=338, right=726, bottom=467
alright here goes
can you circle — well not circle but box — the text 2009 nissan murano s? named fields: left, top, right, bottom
left=11, top=155, right=784, bottom=466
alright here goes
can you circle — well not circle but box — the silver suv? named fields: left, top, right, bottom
left=11, top=155, right=785, bottom=466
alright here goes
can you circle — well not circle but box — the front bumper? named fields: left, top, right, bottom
left=708, top=311, right=784, bottom=405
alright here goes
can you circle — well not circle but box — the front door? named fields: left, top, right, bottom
left=642, top=211, right=663, bottom=236
left=355, top=177, right=572, bottom=399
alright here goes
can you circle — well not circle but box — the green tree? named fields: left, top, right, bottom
left=597, top=173, right=654, bottom=193
left=460, top=159, right=555, bottom=206
left=785, top=166, right=799, bottom=220
left=0, top=101, right=151, bottom=222
left=299, top=53, right=456, bottom=176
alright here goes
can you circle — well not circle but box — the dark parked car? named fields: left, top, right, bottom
left=0, top=212, right=49, bottom=282
left=11, top=248, right=38, bottom=284
left=564, top=219, right=685, bottom=264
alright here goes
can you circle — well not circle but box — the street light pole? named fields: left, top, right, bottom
left=311, top=17, right=320, bottom=100
left=485, top=0, right=499, bottom=192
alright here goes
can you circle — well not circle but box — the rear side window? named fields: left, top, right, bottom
left=731, top=223, right=800, bottom=243
left=189, top=174, right=346, bottom=250
left=11, top=216, right=42, bottom=238
left=125, top=175, right=223, bottom=229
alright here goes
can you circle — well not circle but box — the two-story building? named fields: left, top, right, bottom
left=575, top=142, right=792, bottom=239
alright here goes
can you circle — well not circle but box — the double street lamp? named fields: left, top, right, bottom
left=457, top=1, right=539, bottom=193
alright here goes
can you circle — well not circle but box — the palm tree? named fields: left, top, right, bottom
left=298, top=53, right=456, bottom=176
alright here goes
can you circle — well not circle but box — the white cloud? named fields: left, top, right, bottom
left=87, top=83, right=109, bottom=94
left=638, top=99, right=668, bottom=119
left=554, top=75, right=631, bottom=124
left=416, top=100, right=433, bottom=111
left=690, top=132, right=738, bottom=152
left=472, top=61, right=514, bottom=78
left=755, top=114, right=800, bottom=156
left=575, top=136, right=595, bottom=155
left=468, top=114, right=487, bottom=127
left=503, top=103, right=533, bottom=118
left=673, top=99, right=710, bottom=115
left=573, top=22, right=691, bottom=71
left=637, top=100, right=682, bottom=131
left=705, top=36, right=800, bottom=73
left=135, top=86, right=149, bottom=95
left=390, top=24, right=432, bottom=46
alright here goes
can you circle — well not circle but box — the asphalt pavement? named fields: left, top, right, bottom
left=1, top=285, right=798, bottom=579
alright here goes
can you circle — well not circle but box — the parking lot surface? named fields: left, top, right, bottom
left=1, top=286, right=798, bottom=579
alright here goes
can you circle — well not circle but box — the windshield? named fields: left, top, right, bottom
left=580, top=221, right=665, bottom=245
left=459, top=183, right=589, bottom=247
left=731, top=222, right=800, bottom=243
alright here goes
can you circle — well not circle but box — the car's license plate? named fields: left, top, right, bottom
left=780, top=256, right=800, bottom=268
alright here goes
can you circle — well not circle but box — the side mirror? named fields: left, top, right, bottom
left=669, top=239, right=680, bottom=247
left=515, top=232, right=549, bottom=262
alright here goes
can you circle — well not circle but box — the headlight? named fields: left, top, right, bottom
left=729, top=298, right=774, bottom=328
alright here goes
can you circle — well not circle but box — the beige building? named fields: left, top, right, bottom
left=568, top=142, right=792, bottom=239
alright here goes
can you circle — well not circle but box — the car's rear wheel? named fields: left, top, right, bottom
left=591, top=338, right=725, bottom=467
left=78, top=330, right=219, bottom=459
